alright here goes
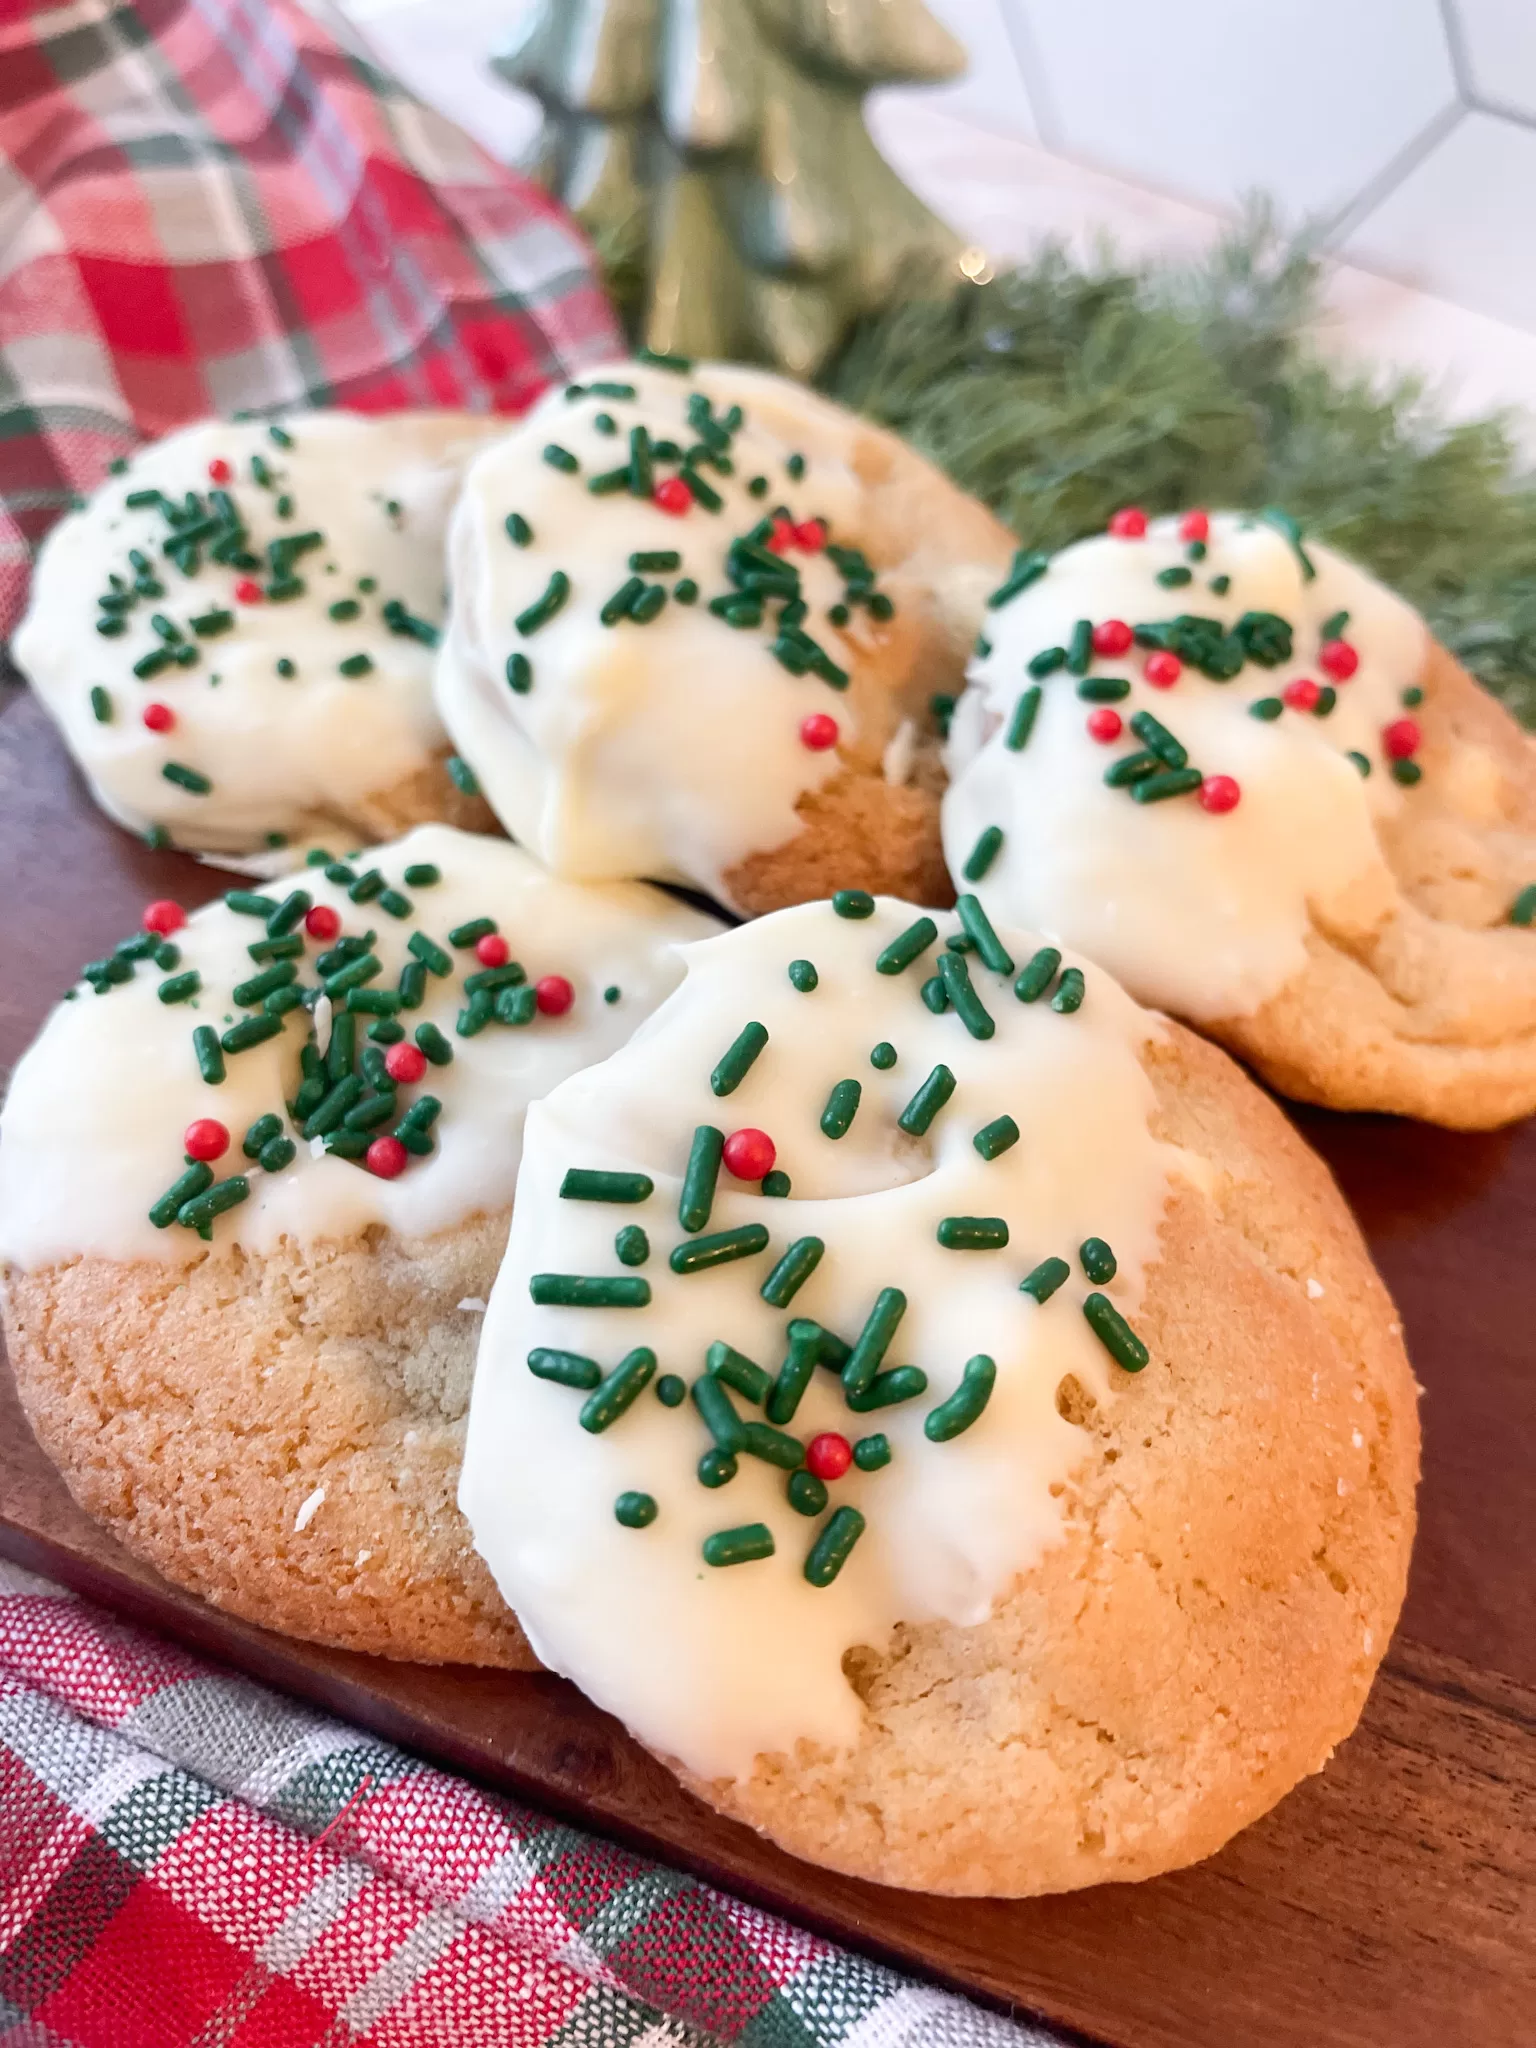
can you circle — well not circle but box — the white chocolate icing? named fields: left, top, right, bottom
left=0, top=825, right=720, bottom=1270
left=942, top=514, right=1429, bottom=1022
left=13, top=413, right=502, bottom=853
left=459, top=897, right=1186, bottom=1782
left=436, top=361, right=917, bottom=901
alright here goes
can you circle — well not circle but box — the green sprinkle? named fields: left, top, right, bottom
left=630, top=550, right=681, bottom=572
left=955, top=894, right=1013, bottom=975
left=242, top=1114, right=283, bottom=1159
left=1020, top=1256, right=1070, bottom=1303
left=259, top=1136, right=296, bottom=1172
left=937, top=1215, right=1009, bottom=1250
left=925, top=1353, right=997, bottom=1442
left=845, top=1365, right=928, bottom=1413
left=787, top=1470, right=828, bottom=1517
left=765, top=1321, right=822, bottom=1426
left=1314, top=685, right=1337, bottom=718
left=410, top=932, right=454, bottom=975
left=162, top=762, right=212, bottom=795
left=1508, top=884, right=1536, bottom=927
left=1066, top=619, right=1093, bottom=675
left=786, top=452, right=806, bottom=480
left=505, top=513, right=533, bottom=546
left=560, top=1168, right=654, bottom=1204
left=832, top=889, right=875, bottom=920
left=450, top=759, right=480, bottom=797
left=898, top=1063, right=955, bottom=1137
left=1051, top=967, right=1086, bottom=1014
left=1005, top=686, right=1042, bottom=751
left=698, top=1448, right=738, bottom=1487
left=1347, top=750, right=1372, bottom=777
left=707, top=1342, right=772, bottom=1405
left=788, top=959, right=818, bottom=992
left=842, top=1287, right=906, bottom=1399
left=820, top=1078, right=861, bottom=1139
left=1013, top=947, right=1060, bottom=1003
left=414, top=1022, right=453, bottom=1066
left=870, top=1042, right=897, bottom=1072
left=449, top=917, right=496, bottom=948
left=516, top=570, right=571, bottom=636
left=1401, top=684, right=1424, bottom=708
left=1210, top=574, right=1231, bottom=595
left=1129, top=710, right=1188, bottom=769
left=542, top=443, right=579, bottom=473
left=497, top=984, right=537, bottom=1026
left=656, top=1373, right=686, bottom=1407
left=1083, top=1292, right=1149, bottom=1373
left=761, top=1170, right=791, bottom=1197
left=1392, top=759, right=1423, bottom=787
left=985, top=549, right=1049, bottom=608
left=530, top=1273, right=651, bottom=1308
left=704, top=1523, right=775, bottom=1568
left=1131, top=767, right=1204, bottom=803
left=920, top=972, right=945, bottom=1008
left=678, top=1124, right=725, bottom=1234
left=403, top=863, right=439, bottom=888
left=673, top=578, right=699, bottom=604
left=89, top=685, right=113, bottom=723
left=604, top=985, right=621, bottom=1004
left=348, top=870, right=384, bottom=905
left=739, top=1421, right=804, bottom=1471
left=637, top=347, right=692, bottom=372
left=1156, top=565, right=1192, bottom=588
left=1103, top=750, right=1160, bottom=788
left=1028, top=647, right=1067, bottom=680
left=504, top=651, right=533, bottom=692
left=133, top=647, right=172, bottom=679
left=192, top=1025, right=225, bottom=1084
left=232, top=962, right=295, bottom=1006
left=938, top=951, right=994, bottom=1040
left=579, top=1347, right=657, bottom=1432
left=600, top=575, right=644, bottom=623
left=711, top=1021, right=768, bottom=1097
left=973, top=1114, right=1019, bottom=1162
left=1077, top=676, right=1130, bottom=702
left=804, top=1506, right=864, bottom=1587
left=1080, top=1237, right=1117, bottom=1283
left=615, top=1491, right=658, bottom=1529
left=1249, top=697, right=1284, bottom=721
left=528, top=1348, right=602, bottom=1390
left=268, top=423, right=293, bottom=447
left=157, top=970, right=200, bottom=1004
left=670, top=1223, right=770, bottom=1275
left=761, top=1236, right=824, bottom=1308
left=176, top=1175, right=249, bottom=1233
left=692, top=1374, right=746, bottom=1453
left=876, top=916, right=937, bottom=976
left=323, top=954, right=381, bottom=998
left=961, top=826, right=1002, bottom=882
left=149, top=1161, right=213, bottom=1229
left=627, top=424, right=653, bottom=497
left=1322, top=610, right=1350, bottom=640
left=377, top=889, right=411, bottom=920
left=588, top=466, right=630, bottom=496
left=266, top=888, right=310, bottom=936
left=328, top=598, right=361, bottom=622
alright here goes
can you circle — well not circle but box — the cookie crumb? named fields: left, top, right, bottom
left=355, top=1548, right=372, bottom=1566
left=294, top=1484, right=326, bottom=1532
left=457, top=1296, right=487, bottom=1313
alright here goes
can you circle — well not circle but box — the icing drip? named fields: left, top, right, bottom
left=459, top=896, right=1184, bottom=1782
left=14, top=414, right=501, bottom=852
left=942, top=514, right=1430, bottom=1022
left=0, top=826, right=720, bottom=1269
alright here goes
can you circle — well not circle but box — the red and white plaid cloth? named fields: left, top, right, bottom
left=0, top=0, right=621, bottom=639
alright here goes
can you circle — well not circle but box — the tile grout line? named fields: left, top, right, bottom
left=1463, top=93, right=1536, bottom=136
left=1318, top=97, right=1467, bottom=252
left=992, top=0, right=1061, bottom=152
left=1436, top=0, right=1474, bottom=99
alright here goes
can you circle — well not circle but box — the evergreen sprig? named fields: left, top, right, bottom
left=814, top=209, right=1536, bottom=728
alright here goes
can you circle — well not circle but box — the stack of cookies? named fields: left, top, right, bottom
left=6, top=348, right=1532, bottom=1897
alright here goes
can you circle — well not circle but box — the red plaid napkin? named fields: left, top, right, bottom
left=0, top=1567, right=1051, bottom=2045
left=0, top=0, right=620, bottom=639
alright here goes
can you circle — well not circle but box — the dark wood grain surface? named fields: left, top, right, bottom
left=1, top=682, right=1532, bottom=2048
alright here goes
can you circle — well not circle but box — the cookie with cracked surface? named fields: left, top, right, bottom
left=435, top=358, right=1014, bottom=915
left=943, top=511, right=1536, bottom=1128
left=0, top=824, right=721, bottom=1662
left=459, top=895, right=1418, bottom=1893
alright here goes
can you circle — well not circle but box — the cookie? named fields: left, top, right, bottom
left=13, top=412, right=503, bottom=857
left=0, top=826, right=720, bottom=1663
left=458, top=892, right=1418, bottom=1894
left=435, top=357, right=1014, bottom=913
left=942, top=509, right=1536, bottom=1128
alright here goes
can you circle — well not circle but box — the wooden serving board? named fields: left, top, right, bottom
left=1, top=680, right=1532, bottom=2048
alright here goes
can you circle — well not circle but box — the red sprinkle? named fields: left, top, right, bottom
left=1383, top=718, right=1420, bottom=759
left=366, top=1135, right=408, bottom=1179
left=1179, top=509, right=1210, bottom=542
left=1091, top=618, right=1133, bottom=657
left=183, top=1118, right=229, bottom=1162
left=142, top=899, right=185, bottom=935
left=1086, top=707, right=1123, bottom=743
left=1319, top=639, right=1360, bottom=680
left=384, top=1041, right=427, bottom=1085
left=793, top=519, right=827, bottom=552
left=1283, top=677, right=1321, bottom=712
left=806, top=1432, right=853, bottom=1482
left=142, top=702, right=175, bottom=732
left=653, top=476, right=692, bottom=516
left=304, top=904, right=341, bottom=941
left=799, top=712, right=839, bottom=751
left=1108, top=507, right=1148, bottom=539
left=722, top=1128, right=776, bottom=1181
left=234, top=578, right=263, bottom=604
left=535, top=974, right=574, bottom=1016
left=1199, top=773, right=1241, bottom=813
left=475, top=933, right=510, bottom=967
left=766, top=515, right=797, bottom=555
left=207, top=457, right=232, bottom=484
left=1144, top=651, right=1181, bottom=689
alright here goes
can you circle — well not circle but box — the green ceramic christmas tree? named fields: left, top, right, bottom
left=497, top=0, right=968, bottom=375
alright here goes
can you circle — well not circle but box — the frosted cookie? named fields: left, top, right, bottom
left=435, top=355, right=1014, bottom=913
left=0, top=825, right=720, bottom=1664
left=459, top=893, right=1418, bottom=1895
left=13, top=413, right=503, bottom=857
left=943, top=508, right=1536, bottom=1128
